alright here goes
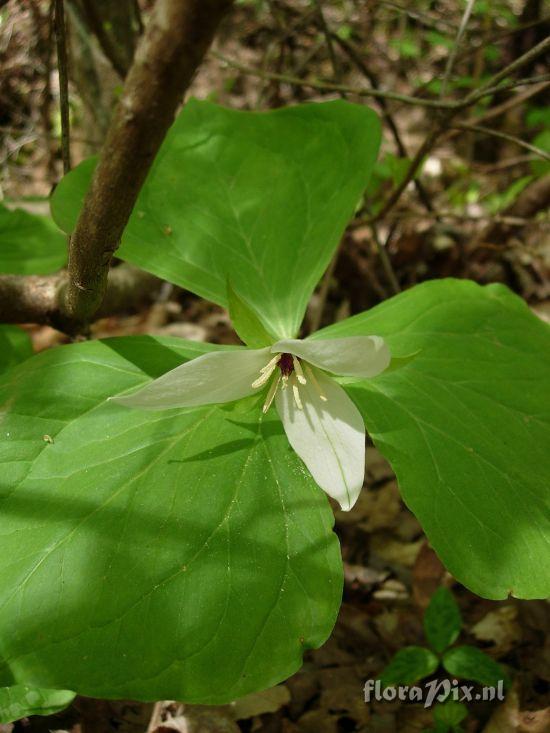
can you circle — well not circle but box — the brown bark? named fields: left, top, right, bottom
left=0, top=266, right=162, bottom=332
left=63, top=0, right=235, bottom=328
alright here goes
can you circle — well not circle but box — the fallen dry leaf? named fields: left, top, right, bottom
left=471, top=605, right=522, bottom=655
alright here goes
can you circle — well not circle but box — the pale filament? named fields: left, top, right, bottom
left=260, top=355, right=280, bottom=373
left=305, top=365, right=328, bottom=402
left=291, top=375, right=303, bottom=409
left=262, top=373, right=281, bottom=413
left=251, top=358, right=278, bottom=389
left=292, top=355, right=307, bottom=384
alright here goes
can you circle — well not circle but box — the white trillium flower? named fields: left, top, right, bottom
left=113, top=335, right=390, bottom=511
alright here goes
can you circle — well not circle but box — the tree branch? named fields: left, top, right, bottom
left=0, top=266, right=163, bottom=330
left=63, top=0, right=235, bottom=328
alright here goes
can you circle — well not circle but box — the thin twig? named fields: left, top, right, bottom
left=439, top=0, right=476, bottom=99
left=472, top=79, right=550, bottom=126
left=308, top=251, right=339, bottom=334
left=453, top=123, right=550, bottom=162
left=463, top=35, right=550, bottom=106
left=375, top=211, right=538, bottom=226
left=378, top=0, right=456, bottom=31
left=469, top=73, right=550, bottom=102
left=54, top=0, right=71, bottom=174
left=439, top=80, right=550, bottom=148
left=212, top=51, right=457, bottom=109
left=332, top=32, right=434, bottom=213
left=213, top=51, right=550, bottom=110
left=312, top=0, right=340, bottom=79
left=370, top=223, right=400, bottom=294
left=133, top=0, right=144, bottom=34
left=372, top=122, right=446, bottom=223
left=79, top=0, right=129, bottom=79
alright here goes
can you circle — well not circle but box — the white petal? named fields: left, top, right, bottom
left=272, top=336, right=390, bottom=379
left=276, top=369, right=365, bottom=510
left=113, top=347, right=271, bottom=410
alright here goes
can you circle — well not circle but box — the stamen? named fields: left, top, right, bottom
left=292, top=376, right=303, bottom=410
left=292, top=355, right=307, bottom=385
left=260, top=355, right=280, bottom=374
left=305, top=365, right=328, bottom=402
left=252, top=359, right=277, bottom=389
left=262, top=373, right=281, bottom=413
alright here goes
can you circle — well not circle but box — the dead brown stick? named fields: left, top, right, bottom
left=63, top=0, right=235, bottom=329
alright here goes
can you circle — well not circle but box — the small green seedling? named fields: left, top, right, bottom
left=380, top=587, right=510, bottom=731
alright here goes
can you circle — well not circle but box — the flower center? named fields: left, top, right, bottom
left=278, top=352, right=294, bottom=376
left=251, top=352, right=327, bottom=414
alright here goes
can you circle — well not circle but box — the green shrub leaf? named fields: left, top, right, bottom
left=442, top=646, right=508, bottom=687
left=380, top=646, right=439, bottom=686
left=313, top=278, right=550, bottom=599
left=0, top=325, right=33, bottom=373
left=0, top=203, right=66, bottom=274
left=424, top=587, right=462, bottom=653
left=0, top=685, right=75, bottom=724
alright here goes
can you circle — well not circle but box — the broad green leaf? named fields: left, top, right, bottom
left=380, top=646, right=439, bottom=686
left=50, top=99, right=381, bottom=338
left=424, top=587, right=462, bottom=653
left=227, top=281, right=275, bottom=347
left=0, top=685, right=75, bottom=724
left=313, top=278, right=550, bottom=599
left=0, top=335, right=342, bottom=702
left=442, top=646, right=508, bottom=687
left=0, top=325, right=33, bottom=373
left=0, top=203, right=66, bottom=274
